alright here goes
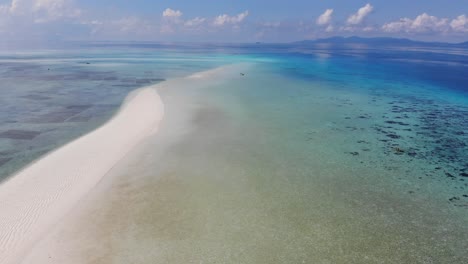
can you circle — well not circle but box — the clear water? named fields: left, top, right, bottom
left=0, top=48, right=249, bottom=180
left=2, top=43, right=468, bottom=263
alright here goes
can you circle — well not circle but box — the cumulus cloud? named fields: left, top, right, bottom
left=161, top=8, right=247, bottom=34
left=317, top=9, right=333, bottom=25
left=162, top=8, right=182, bottom=18
left=0, top=0, right=80, bottom=23
left=2, top=1, right=468, bottom=44
left=382, top=13, right=449, bottom=33
left=213, top=10, right=249, bottom=26
left=412, top=13, right=448, bottom=32
left=382, top=18, right=413, bottom=32
left=451, top=15, right=468, bottom=32
left=161, top=8, right=184, bottom=33
left=347, top=3, right=373, bottom=25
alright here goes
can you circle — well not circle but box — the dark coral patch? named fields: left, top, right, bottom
left=0, top=130, right=41, bottom=140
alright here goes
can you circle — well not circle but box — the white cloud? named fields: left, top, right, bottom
left=317, top=9, right=333, bottom=25
left=184, top=17, right=206, bottom=27
left=382, top=13, right=449, bottom=33
left=2, top=0, right=467, bottom=44
left=161, top=8, right=183, bottom=33
left=412, top=13, right=448, bottom=31
left=382, top=18, right=413, bottom=32
left=162, top=8, right=182, bottom=18
left=213, top=10, right=249, bottom=26
left=450, top=15, right=468, bottom=32
left=347, top=3, right=373, bottom=25
left=0, top=0, right=80, bottom=22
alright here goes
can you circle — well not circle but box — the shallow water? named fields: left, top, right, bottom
left=0, top=49, right=248, bottom=181
left=3, top=43, right=468, bottom=263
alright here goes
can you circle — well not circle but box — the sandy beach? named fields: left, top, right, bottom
left=0, top=64, right=247, bottom=264
left=0, top=87, right=164, bottom=264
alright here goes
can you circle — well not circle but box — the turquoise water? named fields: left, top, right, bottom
left=0, top=49, right=248, bottom=180
left=2, top=43, right=468, bottom=262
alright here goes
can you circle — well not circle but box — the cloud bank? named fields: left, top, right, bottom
left=213, top=11, right=249, bottom=26
left=0, top=1, right=467, bottom=45
left=451, top=15, right=468, bottom=33
left=382, top=13, right=468, bottom=35
left=382, top=13, right=448, bottom=33
left=1, top=0, right=81, bottom=23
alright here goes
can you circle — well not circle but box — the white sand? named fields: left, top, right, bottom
left=0, top=87, right=164, bottom=264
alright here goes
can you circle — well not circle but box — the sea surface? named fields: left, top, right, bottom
left=0, top=48, right=247, bottom=179
left=1, top=43, right=468, bottom=263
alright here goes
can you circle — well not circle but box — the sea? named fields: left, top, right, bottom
left=1, top=42, right=467, bottom=263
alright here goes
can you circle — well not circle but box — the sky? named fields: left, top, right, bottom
left=0, top=0, right=467, bottom=46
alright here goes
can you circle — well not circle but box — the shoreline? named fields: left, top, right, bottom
left=0, top=63, right=250, bottom=264
left=0, top=86, right=164, bottom=264
left=5, top=61, right=468, bottom=263
left=17, top=63, right=252, bottom=263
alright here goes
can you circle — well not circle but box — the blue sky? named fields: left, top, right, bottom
left=0, top=0, right=467, bottom=45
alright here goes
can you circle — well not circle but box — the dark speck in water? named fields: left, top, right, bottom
left=386, top=134, right=401, bottom=139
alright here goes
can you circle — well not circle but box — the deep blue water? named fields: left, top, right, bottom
left=261, top=45, right=468, bottom=208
